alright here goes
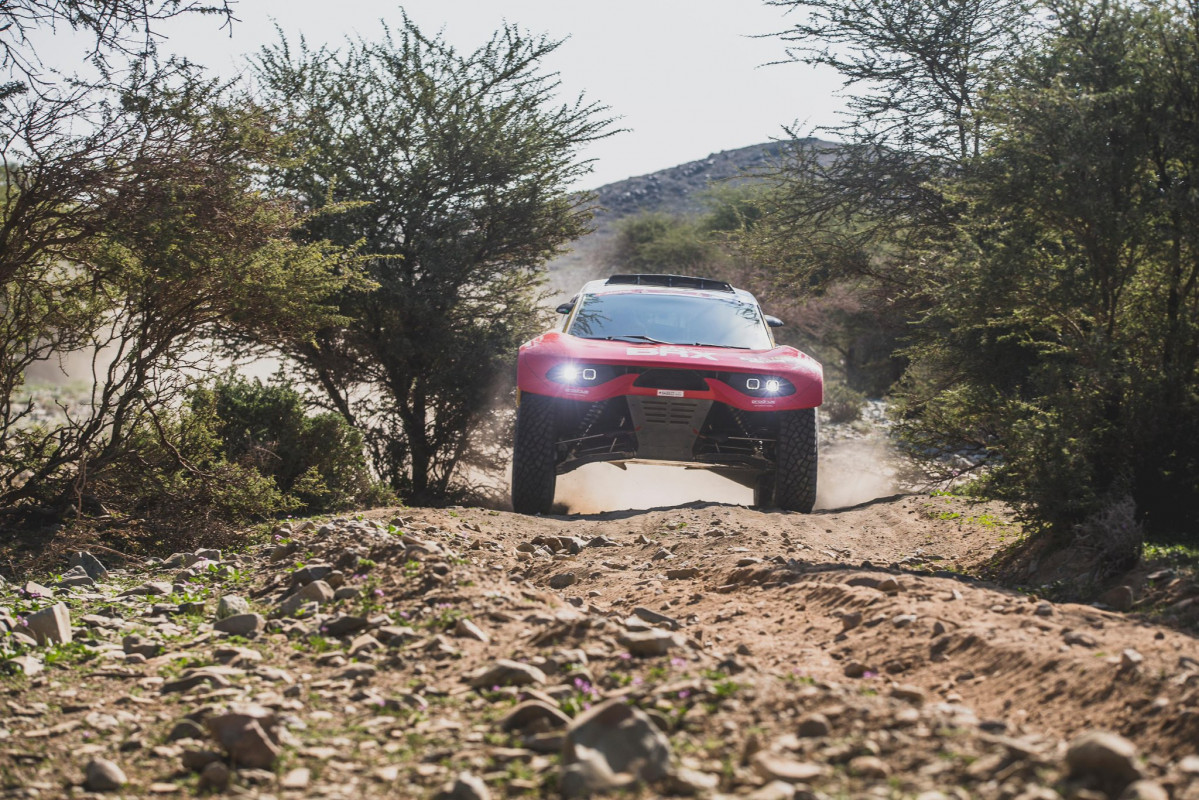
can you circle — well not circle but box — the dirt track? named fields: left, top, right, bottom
left=3, top=493, right=1198, bottom=798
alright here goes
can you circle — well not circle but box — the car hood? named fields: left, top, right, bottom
left=520, top=332, right=820, bottom=373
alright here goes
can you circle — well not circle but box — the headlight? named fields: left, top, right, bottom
left=726, top=373, right=795, bottom=397
left=547, top=364, right=610, bottom=385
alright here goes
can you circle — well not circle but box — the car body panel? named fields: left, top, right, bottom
left=517, top=331, right=823, bottom=411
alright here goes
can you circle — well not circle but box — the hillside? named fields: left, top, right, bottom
left=545, top=139, right=832, bottom=297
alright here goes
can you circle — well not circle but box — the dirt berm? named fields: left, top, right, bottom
left=1, top=494, right=1197, bottom=798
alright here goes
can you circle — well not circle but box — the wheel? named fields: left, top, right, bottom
left=752, top=473, right=774, bottom=508
left=774, top=408, right=817, bottom=512
left=511, top=392, right=558, bottom=514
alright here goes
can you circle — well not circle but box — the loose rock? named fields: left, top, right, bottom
left=213, top=613, right=264, bottom=636
left=25, top=603, right=72, bottom=645
left=84, top=758, right=126, bottom=792
left=561, top=699, right=672, bottom=798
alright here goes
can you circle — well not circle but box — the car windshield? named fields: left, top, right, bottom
left=568, top=291, right=773, bottom=350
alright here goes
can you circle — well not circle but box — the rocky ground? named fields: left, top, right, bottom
left=2, top=495, right=1198, bottom=799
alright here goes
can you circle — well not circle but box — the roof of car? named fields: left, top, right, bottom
left=579, top=274, right=759, bottom=304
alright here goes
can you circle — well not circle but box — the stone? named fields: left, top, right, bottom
left=214, top=646, right=262, bottom=666
left=549, top=572, right=577, bottom=589
left=843, top=661, right=871, bottom=678
left=499, top=700, right=572, bottom=733
left=213, top=613, right=264, bottom=636
left=180, top=749, right=223, bottom=771
left=1118, top=781, right=1169, bottom=800
left=69, top=551, right=110, bottom=581
left=205, top=705, right=281, bottom=769
left=22, top=581, right=53, bottom=598
left=167, top=719, right=207, bottom=742
left=335, top=663, right=377, bottom=681
left=561, top=699, right=672, bottom=798
left=280, top=767, right=311, bottom=790
left=748, top=781, right=798, bottom=800
left=848, top=755, right=891, bottom=778
left=470, top=660, right=547, bottom=688
left=198, top=761, right=230, bottom=791
left=348, top=634, right=381, bottom=656
left=297, top=579, right=335, bottom=604
left=290, top=564, right=333, bottom=586
left=752, top=752, right=825, bottom=783
left=454, top=617, right=490, bottom=643
left=4, top=655, right=43, bottom=676
left=323, top=615, right=368, bottom=637
left=84, top=758, right=127, bottom=792
left=1063, top=630, right=1098, bottom=648
left=435, top=772, right=491, bottom=800
left=876, top=577, right=901, bottom=593
left=216, top=595, right=249, bottom=619
left=119, top=581, right=172, bottom=597
left=161, top=668, right=234, bottom=694
left=891, top=683, right=927, bottom=705
left=25, top=603, right=72, bottom=645
left=619, top=628, right=682, bottom=657
left=666, top=568, right=700, bottom=579
left=122, top=634, right=163, bottom=658
left=632, top=606, right=681, bottom=631
left=85, top=711, right=120, bottom=731
left=839, top=611, right=862, bottom=631
left=664, top=767, right=719, bottom=795
left=1120, top=649, right=1144, bottom=671
left=57, top=566, right=94, bottom=588
left=1099, top=585, right=1135, bottom=612
left=1066, top=731, right=1140, bottom=787
left=797, top=712, right=830, bottom=738
left=376, top=625, right=418, bottom=645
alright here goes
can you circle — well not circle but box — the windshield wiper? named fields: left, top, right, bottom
left=690, top=342, right=750, bottom=349
left=605, top=334, right=670, bottom=344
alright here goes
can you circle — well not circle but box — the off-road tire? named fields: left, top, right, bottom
left=752, top=473, right=775, bottom=508
left=511, top=392, right=558, bottom=514
left=774, top=407, right=818, bottom=512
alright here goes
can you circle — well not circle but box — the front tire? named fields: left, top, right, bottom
left=511, top=393, right=558, bottom=514
left=774, top=408, right=818, bottom=512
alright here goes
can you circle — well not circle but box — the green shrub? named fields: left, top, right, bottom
left=822, top=382, right=866, bottom=424
left=192, top=374, right=390, bottom=514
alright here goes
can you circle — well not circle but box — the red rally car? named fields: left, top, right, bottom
left=511, top=274, right=823, bottom=514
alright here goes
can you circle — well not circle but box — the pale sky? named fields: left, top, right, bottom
left=43, top=1, right=845, bottom=189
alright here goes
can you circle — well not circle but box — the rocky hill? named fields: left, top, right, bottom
left=545, top=138, right=832, bottom=297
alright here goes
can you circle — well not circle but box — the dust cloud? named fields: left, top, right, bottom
left=554, top=433, right=906, bottom=514
left=814, top=436, right=905, bottom=509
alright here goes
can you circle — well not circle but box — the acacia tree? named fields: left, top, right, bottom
left=255, top=17, right=614, bottom=501
left=0, top=0, right=234, bottom=95
left=762, top=0, right=1199, bottom=544
left=903, top=0, right=1199, bottom=542
left=0, top=62, right=356, bottom=511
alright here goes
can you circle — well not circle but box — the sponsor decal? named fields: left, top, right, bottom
left=563, top=387, right=590, bottom=395
left=750, top=399, right=777, bottom=405
left=626, top=346, right=720, bottom=361
left=657, top=389, right=685, bottom=398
